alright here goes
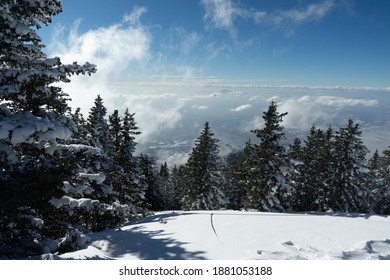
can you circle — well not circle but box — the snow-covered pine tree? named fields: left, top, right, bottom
left=108, top=110, right=122, bottom=161
left=52, top=97, right=137, bottom=235
left=120, top=108, right=140, bottom=168
left=0, top=0, right=96, bottom=256
left=117, top=109, right=146, bottom=216
left=181, top=122, right=227, bottom=210
left=288, top=137, right=303, bottom=161
left=84, top=95, right=116, bottom=201
left=138, top=154, right=166, bottom=211
left=86, top=95, right=109, bottom=150
left=331, top=119, right=369, bottom=213
left=245, top=101, right=291, bottom=212
left=224, top=140, right=255, bottom=210
left=161, top=164, right=183, bottom=210
left=291, top=125, right=335, bottom=212
left=70, top=107, right=88, bottom=143
left=369, top=147, right=390, bottom=214
left=159, top=162, right=169, bottom=179
left=368, top=149, right=381, bottom=174
left=158, top=162, right=172, bottom=208
left=105, top=108, right=146, bottom=219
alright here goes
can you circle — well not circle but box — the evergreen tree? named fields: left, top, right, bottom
left=164, top=165, right=184, bottom=210
left=117, top=109, right=146, bottom=215
left=138, top=154, right=166, bottom=211
left=0, top=0, right=96, bottom=256
left=87, top=95, right=109, bottom=150
left=70, top=107, right=88, bottom=143
left=291, top=125, right=335, bottom=211
left=108, top=109, right=122, bottom=162
left=288, top=137, right=303, bottom=161
left=332, top=119, right=369, bottom=212
left=369, top=147, right=390, bottom=214
left=368, top=150, right=381, bottom=175
left=159, top=162, right=169, bottom=179
left=224, top=141, right=255, bottom=210
left=158, top=162, right=182, bottom=209
left=53, top=100, right=142, bottom=234
left=245, top=101, right=291, bottom=212
left=181, top=122, right=227, bottom=210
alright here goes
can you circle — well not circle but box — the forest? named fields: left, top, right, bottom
left=1, top=0, right=389, bottom=258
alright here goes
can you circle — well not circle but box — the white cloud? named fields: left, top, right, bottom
left=309, top=95, right=378, bottom=108
left=231, top=104, right=252, bottom=112
left=280, top=0, right=335, bottom=24
left=248, top=96, right=257, bottom=101
left=278, top=95, right=378, bottom=129
left=51, top=20, right=151, bottom=80
left=123, top=6, right=147, bottom=25
left=201, top=0, right=336, bottom=38
left=162, top=27, right=201, bottom=56
left=128, top=98, right=185, bottom=142
left=201, top=0, right=237, bottom=31
left=194, top=92, right=221, bottom=98
left=47, top=7, right=189, bottom=143
left=48, top=7, right=151, bottom=110
left=192, top=105, right=209, bottom=110
left=205, top=41, right=232, bottom=60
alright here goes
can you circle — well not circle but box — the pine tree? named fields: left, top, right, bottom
left=70, top=107, right=88, bottom=143
left=244, top=101, right=291, bottom=212
left=369, top=147, right=390, bottom=214
left=288, top=137, right=303, bottom=161
left=0, top=0, right=96, bottom=256
left=332, top=119, right=369, bottom=212
left=225, top=140, right=255, bottom=210
left=291, top=125, right=335, bottom=212
left=52, top=100, right=143, bottom=234
left=117, top=109, right=146, bottom=215
left=164, top=165, right=184, bottom=210
left=138, top=154, right=165, bottom=211
left=368, top=150, right=380, bottom=175
left=108, top=109, right=122, bottom=162
left=181, top=122, right=227, bottom=210
left=86, top=95, right=109, bottom=150
left=159, top=162, right=169, bottom=179
left=158, top=162, right=180, bottom=209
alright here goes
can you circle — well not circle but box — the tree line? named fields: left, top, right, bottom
left=1, top=0, right=389, bottom=258
left=155, top=100, right=390, bottom=216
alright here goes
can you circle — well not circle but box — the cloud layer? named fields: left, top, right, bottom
left=201, top=0, right=336, bottom=37
left=44, top=1, right=390, bottom=162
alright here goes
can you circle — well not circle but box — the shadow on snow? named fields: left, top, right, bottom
left=63, top=212, right=206, bottom=260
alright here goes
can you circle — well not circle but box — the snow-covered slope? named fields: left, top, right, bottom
left=56, top=211, right=390, bottom=260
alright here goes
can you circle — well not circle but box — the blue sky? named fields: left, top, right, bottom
left=41, top=0, right=390, bottom=88
left=36, top=0, right=390, bottom=160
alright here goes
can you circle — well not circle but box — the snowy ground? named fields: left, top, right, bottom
left=56, top=211, right=390, bottom=260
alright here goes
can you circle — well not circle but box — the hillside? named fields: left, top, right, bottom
left=55, top=210, right=390, bottom=260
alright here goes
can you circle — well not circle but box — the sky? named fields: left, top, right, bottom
left=41, top=0, right=390, bottom=88
left=36, top=0, right=390, bottom=162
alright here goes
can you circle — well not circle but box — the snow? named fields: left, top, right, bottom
left=0, top=112, right=73, bottom=145
left=55, top=210, right=390, bottom=260
left=50, top=196, right=99, bottom=210
left=78, top=172, right=106, bottom=184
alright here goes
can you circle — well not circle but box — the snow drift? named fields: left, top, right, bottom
left=55, top=210, right=390, bottom=260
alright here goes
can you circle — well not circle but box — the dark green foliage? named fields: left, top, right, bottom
left=86, top=95, right=109, bottom=149
left=369, top=147, right=390, bottom=214
left=331, top=119, right=369, bottom=212
left=181, top=122, right=227, bottom=210
left=244, top=101, right=290, bottom=212
left=291, top=126, right=335, bottom=212
left=0, top=0, right=96, bottom=257
left=138, top=154, right=166, bottom=211
left=224, top=141, right=255, bottom=210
